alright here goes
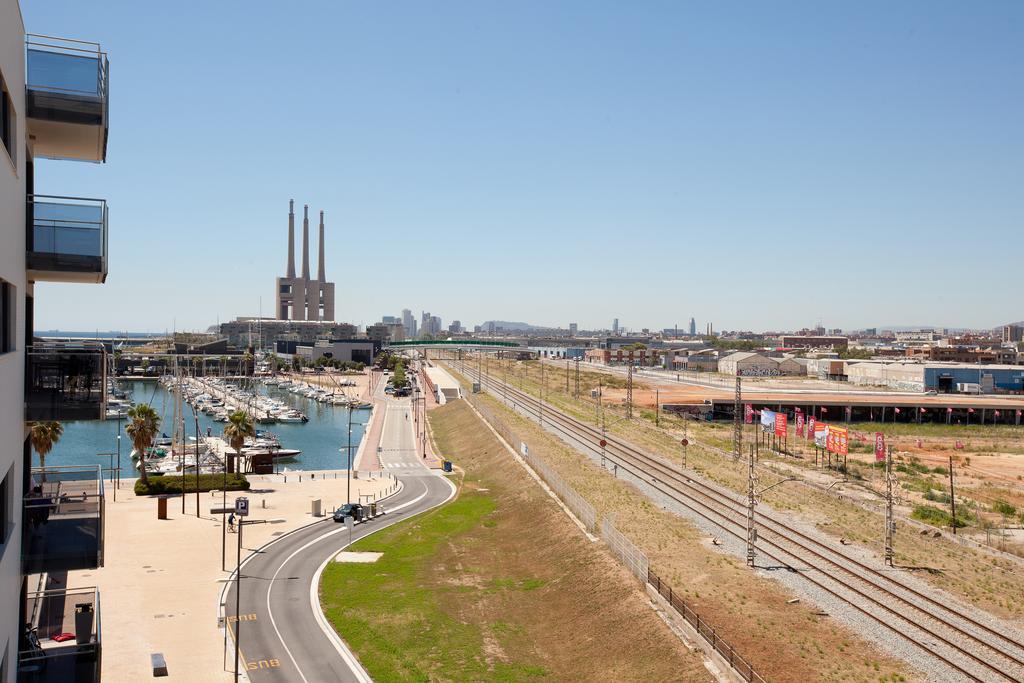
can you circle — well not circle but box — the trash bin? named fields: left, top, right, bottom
left=370, top=502, right=377, bottom=517
left=157, top=497, right=168, bottom=520
left=443, top=460, right=453, bottom=473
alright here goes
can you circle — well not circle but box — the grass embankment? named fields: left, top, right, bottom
left=443, top=363, right=914, bottom=682
left=320, top=400, right=708, bottom=682
left=467, top=360, right=1024, bottom=621
left=134, top=473, right=249, bottom=495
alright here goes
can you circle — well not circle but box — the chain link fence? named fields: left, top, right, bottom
left=600, top=516, right=649, bottom=583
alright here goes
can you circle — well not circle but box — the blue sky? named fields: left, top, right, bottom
left=27, top=1, right=1023, bottom=333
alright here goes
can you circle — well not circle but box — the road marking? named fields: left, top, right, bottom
left=308, top=474, right=457, bottom=683
left=264, top=477, right=434, bottom=683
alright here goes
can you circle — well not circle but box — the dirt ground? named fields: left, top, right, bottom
left=463, top=386, right=917, bottom=683
left=429, top=400, right=713, bottom=681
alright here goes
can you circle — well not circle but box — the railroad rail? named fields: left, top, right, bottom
left=458, top=361, right=1024, bottom=683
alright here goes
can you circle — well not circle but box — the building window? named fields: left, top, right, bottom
left=0, top=281, right=14, bottom=354
left=0, top=68, right=15, bottom=165
left=0, top=464, right=11, bottom=553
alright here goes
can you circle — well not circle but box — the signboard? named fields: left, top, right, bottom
left=744, top=404, right=754, bottom=424
left=874, top=432, right=886, bottom=462
left=760, top=409, right=776, bottom=432
left=813, top=422, right=828, bottom=449
left=807, top=416, right=816, bottom=441
left=826, top=426, right=849, bottom=455
left=774, top=413, right=787, bottom=437
left=234, top=497, right=249, bottom=517
left=795, top=412, right=805, bottom=438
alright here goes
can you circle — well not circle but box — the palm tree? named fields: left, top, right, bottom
left=126, top=404, right=161, bottom=486
left=223, top=410, right=255, bottom=475
left=28, top=421, right=64, bottom=481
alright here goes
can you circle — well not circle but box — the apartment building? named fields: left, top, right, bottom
left=2, top=2, right=109, bottom=680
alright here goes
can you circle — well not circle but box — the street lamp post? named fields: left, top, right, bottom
left=346, top=405, right=353, bottom=505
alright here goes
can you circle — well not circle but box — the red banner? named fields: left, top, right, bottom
left=874, top=432, right=885, bottom=462
left=775, top=413, right=787, bottom=437
left=796, top=412, right=805, bottom=438
left=807, top=416, right=816, bottom=441
left=744, top=404, right=753, bottom=424
left=827, top=425, right=849, bottom=455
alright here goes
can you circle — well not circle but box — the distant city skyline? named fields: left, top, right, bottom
left=27, top=1, right=1023, bottom=332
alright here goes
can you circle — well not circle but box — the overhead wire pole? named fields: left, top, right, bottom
left=747, top=436, right=757, bottom=566
left=539, top=359, right=545, bottom=426
left=733, top=376, right=743, bottom=461
left=625, top=363, right=633, bottom=419
left=885, top=443, right=895, bottom=566
left=574, top=357, right=580, bottom=399
left=949, top=454, right=957, bottom=535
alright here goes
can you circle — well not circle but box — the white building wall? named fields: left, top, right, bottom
left=0, top=1, right=28, bottom=678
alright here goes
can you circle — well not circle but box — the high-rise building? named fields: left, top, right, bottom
left=401, top=309, right=415, bottom=338
left=275, top=202, right=335, bottom=321
left=382, top=315, right=399, bottom=325
left=569, top=322, right=578, bottom=336
left=448, top=320, right=462, bottom=335
left=3, top=12, right=111, bottom=678
left=612, top=318, right=619, bottom=333
left=689, top=317, right=697, bottom=336
left=1003, top=325, right=1023, bottom=343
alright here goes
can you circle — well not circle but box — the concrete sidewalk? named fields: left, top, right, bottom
left=61, top=470, right=396, bottom=682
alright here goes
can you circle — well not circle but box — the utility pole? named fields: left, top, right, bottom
left=565, top=358, right=569, bottom=393
left=885, top=444, right=895, bottom=566
left=746, top=436, right=757, bottom=567
left=733, top=376, right=743, bottom=461
left=574, top=358, right=580, bottom=399
left=539, top=360, right=545, bottom=426
left=949, top=454, right=957, bottom=535
left=626, top=363, right=633, bottom=420
left=655, top=388, right=660, bottom=427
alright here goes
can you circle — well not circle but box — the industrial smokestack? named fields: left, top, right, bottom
left=301, top=204, right=310, bottom=280
left=317, top=210, right=326, bottom=282
left=286, top=199, right=296, bottom=278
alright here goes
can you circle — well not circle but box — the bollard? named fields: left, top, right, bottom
left=312, top=473, right=315, bottom=480
left=262, top=499, right=266, bottom=509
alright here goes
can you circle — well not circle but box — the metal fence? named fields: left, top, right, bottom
left=600, top=516, right=649, bottom=583
left=648, top=569, right=767, bottom=683
left=467, top=392, right=597, bottom=532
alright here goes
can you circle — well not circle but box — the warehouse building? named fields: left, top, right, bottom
left=718, top=352, right=780, bottom=376
left=925, top=365, right=1024, bottom=394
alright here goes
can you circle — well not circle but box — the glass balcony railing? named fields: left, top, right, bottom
left=26, top=343, right=107, bottom=422
left=25, top=34, right=109, bottom=162
left=23, top=465, right=105, bottom=574
left=19, top=587, right=101, bottom=683
left=26, top=195, right=108, bottom=284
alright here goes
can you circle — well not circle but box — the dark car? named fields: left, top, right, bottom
left=333, top=503, right=364, bottom=523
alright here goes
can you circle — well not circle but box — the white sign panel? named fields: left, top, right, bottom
left=520, top=442, right=529, bottom=457
left=234, top=497, right=249, bottom=517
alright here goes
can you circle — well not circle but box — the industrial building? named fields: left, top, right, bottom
left=275, top=200, right=336, bottom=321
left=293, top=339, right=377, bottom=365
left=778, top=335, right=849, bottom=350
left=2, top=8, right=110, bottom=679
left=219, top=317, right=357, bottom=348
left=718, top=352, right=785, bottom=376
left=925, top=365, right=1024, bottom=394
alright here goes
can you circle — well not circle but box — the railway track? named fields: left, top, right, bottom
left=458, top=362, right=1024, bottom=682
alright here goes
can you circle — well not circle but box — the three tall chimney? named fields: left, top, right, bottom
left=286, top=199, right=296, bottom=278
left=301, top=204, right=310, bottom=280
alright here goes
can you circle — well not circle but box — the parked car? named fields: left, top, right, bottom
left=333, top=503, right=364, bottom=522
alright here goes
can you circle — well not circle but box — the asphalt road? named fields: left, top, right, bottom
left=223, top=383, right=453, bottom=682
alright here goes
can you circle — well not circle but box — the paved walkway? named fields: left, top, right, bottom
left=57, top=470, right=394, bottom=682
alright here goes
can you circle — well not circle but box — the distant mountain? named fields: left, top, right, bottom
left=480, top=320, right=537, bottom=331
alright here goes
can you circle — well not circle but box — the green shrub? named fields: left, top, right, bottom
left=134, top=473, right=250, bottom=495
left=912, top=504, right=968, bottom=528
left=993, top=500, right=1017, bottom=517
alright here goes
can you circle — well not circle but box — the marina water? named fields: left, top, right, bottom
left=35, top=380, right=371, bottom=475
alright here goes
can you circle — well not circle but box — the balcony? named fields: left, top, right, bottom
left=23, top=465, right=105, bottom=574
left=26, top=195, right=108, bottom=284
left=25, top=35, right=109, bottom=162
left=26, top=344, right=107, bottom=422
left=18, top=587, right=101, bottom=683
